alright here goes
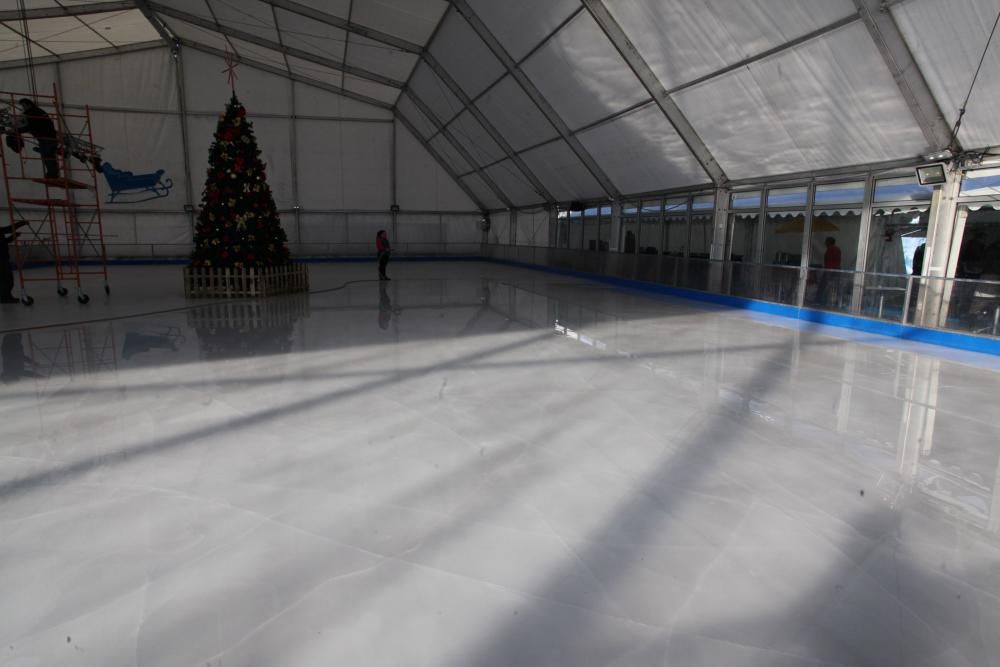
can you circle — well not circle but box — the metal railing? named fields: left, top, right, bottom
left=482, top=243, right=1000, bottom=339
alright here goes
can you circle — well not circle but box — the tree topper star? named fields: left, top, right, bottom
left=222, top=46, right=239, bottom=92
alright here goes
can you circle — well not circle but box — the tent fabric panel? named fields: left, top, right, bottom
left=485, top=159, right=547, bottom=207
left=522, top=10, right=649, bottom=131
left=395, top=120, right=477, bottom=211
left=293, top=81, right=392, bottom=119
left=675, top=22, right=929, bottom=179
left=892, top=0, right=1000, bottom=149
left=161, top=15, right=232, bottom=52
left=58, top=46, right=176, bottom=109
left=446, top=109, right=506, bottom=167
left=396, top=93, right=437, bottom=138
left=475, top=75, right=559, bottom=152
left=183, top=48, right=292, bottom=115
left=396, top=213, right=443, bottom=244
left=227, top=36, right=288, bottom=71
left=427, top=9, right=505, bottom=99
left=295, top=118, right=391, bottom=210
left=286, top=55, right=343, bottom=89
left=577, top=103, right=708, bottom=193
left=428, top=133, right=473, bottom=176
left=442, top=214, right=481, bottom=244
left=606, top=0, right=856, bottom=90
left=207, top=0, right=279, bottom=44
left=461, top=172, right=504, bottom=209
left=343, top=73, right=400, bottom=105
left=274, top=8, right=348, bottom=63
left=345, top=33, right=419, bottom=83
left=520, top=139, right=604, bottom=202
left=350, top=0, right=449, bottom=46
left=407, top=62, right=464, bottom=125
left=274, top=0, right=350, bottom=20
left=465, top=0, right=580, bottom=63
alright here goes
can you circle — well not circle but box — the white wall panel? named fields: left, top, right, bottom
left=488, top=210, right=511, bottom=244
left=351, top=0, right=448, bottom=45
left=293, top=82, right=392, bottom=119
left=395, top=122, right=477, bottom=211
left=295, top=119, right=391, bottom=209
left=675, top=23, right=929, bottom=179
left=442, top=214, right=480, bottom=243
left=398, top=213, right=443, bottom=243
left=466, top=0, right=580, bottom=62
left=134, top=213, right=192, bottom=253
left=476, top=75, right=559, bottom=152
left=606, top=0, right=856, bottom=89
left=521, top=140, right=604, bottom=201
left=893, top=0, right=1000, bottom=149
left=447, top=110, right=505, bottom=167
left=522, top=11, right=649, bottom=131
left=577, top=103, right=708, bottom=193
left=0, top=63, right=58, bottom=98
left=485, top=160, right=546, bottom=207
left=407, top=63, right=464, bottom=124
left=345, top=212, right=391, bottom=245
left=515, top=208, right=550, bottom=246
left=59, top=48, right=176, bottom=110
left=298, top=213, right=348, bottom=246
left=428, top=9, right=505, bottom=99
left=428, top=133, right=473, bottom=175
left=183, top=48, right=292, bottom=115
left=93, top=111, right=188, bottom=212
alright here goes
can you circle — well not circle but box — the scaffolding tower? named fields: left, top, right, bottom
left=1, top=85, right=108, bottom=306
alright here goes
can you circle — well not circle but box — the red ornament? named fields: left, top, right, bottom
left=221, top=251, right=230, bottom=259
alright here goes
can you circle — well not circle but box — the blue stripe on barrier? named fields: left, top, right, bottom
left=49, top=256, right=483, bottom=267
left=484, top=257, right=1000, bottom=357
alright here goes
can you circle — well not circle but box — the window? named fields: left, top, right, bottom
left=639, top=201, right=662, bottom=254
left=873, top=176, right=934, bottom=203
left=664, top=198, right=688, bottom=257
left=620, top=202, right=639, bottom=254
left=960, top=168, right=1000, bottom=199
left=731, top=190, right=761, bottom=210
left=767, top=186, right=808, bottom=208
left=815, top=181, right=865, bottom=206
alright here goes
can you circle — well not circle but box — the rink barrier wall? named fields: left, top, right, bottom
left=483, top=257, right=1000, bottom=357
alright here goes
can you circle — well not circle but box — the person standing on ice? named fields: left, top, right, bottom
left=11, top=99, right=60, bottom=180
left=0, top=220, right=29, bottom=304
left=376, top=229, right=391, bottom=281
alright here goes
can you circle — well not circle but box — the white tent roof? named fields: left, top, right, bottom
left=2, top=0, right=998, bottom=211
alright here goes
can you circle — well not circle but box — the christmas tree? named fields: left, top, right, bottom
left=191, top=94, right=290, bottom=269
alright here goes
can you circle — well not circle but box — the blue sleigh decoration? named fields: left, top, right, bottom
left=102, top=162, right=173, bottom=203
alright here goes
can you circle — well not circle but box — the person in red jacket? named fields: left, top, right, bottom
left=376, top=229, right=391, bottom=281
left=817, top=236, right=842, bottom=308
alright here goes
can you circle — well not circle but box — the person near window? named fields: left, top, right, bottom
left=817, top=236, right=842, bottom=308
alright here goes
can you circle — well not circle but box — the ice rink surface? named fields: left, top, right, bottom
left=1, top=262, right=999, bottom=667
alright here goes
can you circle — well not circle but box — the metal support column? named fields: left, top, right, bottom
left=917, top=166, right=962, bottom=327
left=796, top=182, right=817, bottom=308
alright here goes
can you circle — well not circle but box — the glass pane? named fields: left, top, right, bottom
left=664, top=214, right=688, bottom=256
left=598, top=212, right=611, bottom=251
left=569, top=216, right=583, bottom=249
left=664, top=197, right=687, bottom=214
left=960, top=168, right=1000, bottom=199
left=873, top=176, right=934, bottom=203
left=763, top=211, right=805, bottom=266
left=689, top=213, right=713, bottom=257
left=639, top=201, right=661, bottom=254
left=805, top=208, right=862, bottom=311
left=767, top=186, right=808, bottom=208
left=692, top=194, right=714, bottom=210
left=866, top=207, right=929, bottom=274
left=815, top=180, right=865, bottom=205
left=621, top=204, right=638, bottom=253
left=946, top=205, right=1000, bottom=332
left=729, top=213, right=758, bottom=262
left=556, top=216, right=571, bottom=248
left=583, top=214, right=601, bottom=251
left=600, top=205, right=612, bottom=215
left=731, top=191, right=761, bottom=209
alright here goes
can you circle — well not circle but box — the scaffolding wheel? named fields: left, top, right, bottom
left=57, top=286, right=69, bottom=297
left=20, top=295, right=34, bottom=307
left=77, top=293, right=90, bottom=305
